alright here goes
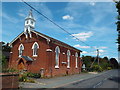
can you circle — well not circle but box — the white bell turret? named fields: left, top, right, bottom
left=24, top=9, right=36, bottom=38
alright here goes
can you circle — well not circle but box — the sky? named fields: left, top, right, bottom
left=1, top=1, right=119, bottom=62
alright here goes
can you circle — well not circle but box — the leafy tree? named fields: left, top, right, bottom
left=2, top=42, right=11, bottom=52
left=110, top=58, right=119, bottom=68
left=0, top=41, right=11, bottom=71
left=82, top=55, right=112, bottom=71
left=2, top=55, right=7, bottom=69
left=115, top=0, right=120, bottom=51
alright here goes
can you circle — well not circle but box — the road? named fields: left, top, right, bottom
left=20, top=69, right=120, bottom=88
left=59, top=69, right=120, bottom=88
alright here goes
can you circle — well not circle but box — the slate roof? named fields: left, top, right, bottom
left=21, top=56, right=33, bottom=61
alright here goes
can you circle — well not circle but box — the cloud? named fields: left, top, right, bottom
left=99, top=46, right=108, bottom=49
left=62, top=15, right=74, bottom=20
left=89, top=2, right=96, bottom=6
left=93, top=46, right=108, bottom=49
left=74, top=44, right=90, bottom=49
left=82, top=51, right=88, bottom=54
left=89, top=49, right=106, bottom=56
left=2, top=12, right=19, bottom=23
left=72, top=31, right=93, bottom=41
left=99, top=49, right=105, bottom=53
left=18, top=13, right=26, bottom=17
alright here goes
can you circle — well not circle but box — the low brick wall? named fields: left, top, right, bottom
left=0, top=73, right=19, bottom=89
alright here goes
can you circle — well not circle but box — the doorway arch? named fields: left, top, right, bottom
left=17, top=59, right=25, bottom=70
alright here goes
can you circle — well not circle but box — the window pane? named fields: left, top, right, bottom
left=19, top=45, right=23, bottom=56
left=55, top=47, right=60, bottom=67
left=33, top=44, right=38, bottom=55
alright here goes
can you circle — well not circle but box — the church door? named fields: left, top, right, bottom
left=18, top=59, right=25, bottom=70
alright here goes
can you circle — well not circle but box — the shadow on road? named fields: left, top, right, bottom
left=108, top=76, right=120, bottom=83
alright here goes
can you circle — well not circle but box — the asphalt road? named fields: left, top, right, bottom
left=60, top=69, right=120, bottom=88
left=20, top=69, right=120, bottom=89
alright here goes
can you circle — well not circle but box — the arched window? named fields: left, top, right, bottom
left=18, top=44, right=24, bottom=57
left=55, top=46, right=60, bottom=68
left=75, top=52, right=78, bottom=68
left=67, top=50, right=71, bottom=68
left=32, top=42, right=39, bottom=57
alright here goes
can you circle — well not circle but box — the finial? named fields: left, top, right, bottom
left=28, top=9, right=33, bottom=18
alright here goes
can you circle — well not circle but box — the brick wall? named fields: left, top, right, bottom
left=0, top=73, right=19, bottom=89
left=9, top=32, right=82, bottom=77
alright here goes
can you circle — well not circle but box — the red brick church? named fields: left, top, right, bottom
left=9, top=10, right=82, bottom=77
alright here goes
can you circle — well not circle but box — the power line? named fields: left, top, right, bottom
left=21, top=0, right=96, bottom=50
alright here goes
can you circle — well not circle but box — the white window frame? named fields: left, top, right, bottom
left=67, top=50, right=71, bottom=68
left=75, top=52, right=78, bottom=68
left=18, top=44, right=24, bottom=57
left=55, top=46, right=60, bottom=68
left=32, top=42, right=39, bottom=57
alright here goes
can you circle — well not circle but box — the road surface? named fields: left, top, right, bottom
left=20, top=69, right=120, bottom=88
left=59, top=69, right=120, bottom=88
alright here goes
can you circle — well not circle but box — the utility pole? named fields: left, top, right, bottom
left=97, top=49, right=100, bottom=66
left=90, top=49, right=99, bottom=68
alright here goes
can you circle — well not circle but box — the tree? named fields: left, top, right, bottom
left=1, top=42, right=11, bottom=52
left=115, top=0, right=120, bottom=64
left=0, top=42, right=11, bottom=71
left=110, top=58, right=119, bottom=68
left=82, top=55, right=113, bottom=71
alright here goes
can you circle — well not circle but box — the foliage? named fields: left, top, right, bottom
left=19, top=73, right=27, bottom=82
left=1, top=42, right=11, bottom=71
left=82, top=56, right=112, bottom=72
left=107, top=67, right=112, bottom=70
left=2, top=42, right=11, bottom=52
left=27, top=72, right=41, bottom=78
left=115, top=0, right=120, bottom=51
left=91, top=65, right=103, bottom=72
left=2, top=68, right=18, bottom=73
left=110, top=58, right=119, bottom=69
left=2, top=55, right=7, bottom=69
left=19, top=72, right=37, bottom=83
left=26, top=79, right=35, bottom=83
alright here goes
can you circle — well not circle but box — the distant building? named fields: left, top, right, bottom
left=9, top=10, right=82, bottom=77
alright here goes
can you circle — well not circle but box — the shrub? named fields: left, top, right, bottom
left=91, top=65, right=103, bottom=72
left=2, top=68, right=18, bottom=73
left=19, top=73, right=27, bottom=82
left=27, top=72, right=41, bottom=78
left=26, top=79, right=35, bottom=83
left=19, top=73, right=35, bottom=83
left=107, top=67, right=112, bottom=70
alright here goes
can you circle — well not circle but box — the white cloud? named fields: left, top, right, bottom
left=99, top=49, right=105, bottom=53
left=74, top=44, right=90, bottom=48
left=2, top=13, right=19, bottom=23
left=99, top=46, right=108, bottom=49
left=72, top=31, right=93, bottom=41
left=89, top=49, right=106, bottom=56
left=62, top=15, right=74, bottom=20
left=18, top=13, right=26, bottom=17
left=82, top=51, right=88, bottom=54
left=89, top=2, right=96, bottom=6
left=93, top=46, right=108, bottom=49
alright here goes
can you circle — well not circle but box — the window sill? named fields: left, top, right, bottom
left=55, top=66, right=59, bottom=69
left=19, top=55, right=22, bottom=58
left=67, top=66, right=70, bottom=69
left=33, top=55, right=38, bottom=57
